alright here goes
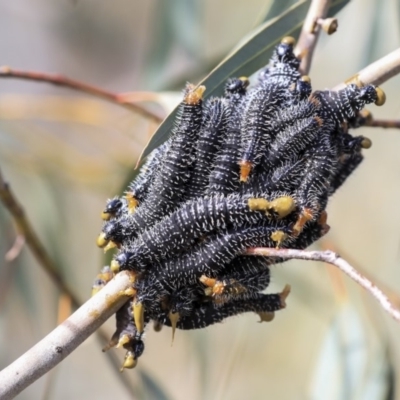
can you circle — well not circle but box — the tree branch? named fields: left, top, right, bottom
left=333, top=47, right=400, bottom=90
left=365, top=119, right=400, bottom=129
left=246, top=247, right=400, bottom=323
left=0, top=168, right=82, bottom=308
left=0, top=272, right=135, bottom=400
left=356, top=109, right=400, bottom=130
left=295, top=0, right=337, bottom=75
left=0, top=168, right=140, bottom=396
left=2, top=247, right=398, bottom=399
left=0, top=66, right=163, bottom=123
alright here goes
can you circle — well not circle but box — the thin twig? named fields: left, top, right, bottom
left=365, top=119, right=400, bottom=129
left=333, top=47, right=400, bottom=90
left=0, top=66, right=163, bottom=123
left=0, top=272, right=135, bottom=400
left=0, top=168, right=82, bottom=308
left=320, top=239, right=400, bottom=310
left=0, top=168, right=139, bottom=397
left=295, top=0, right=334, bottom=75
left=246, top=248, right=400, bottom=323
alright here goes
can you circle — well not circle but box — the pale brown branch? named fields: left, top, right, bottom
left=0, top=272, right=135, bottom=400
left=295, top=0, right=335, bottom=75
left=0, top=168, right=139, bottom=396
left=333, top=47, right=400, bottom=90
left=0, top=66, right=163, bottom=123
left=0, top=168, right=82, bottom=308
left=365, top=119, right=400, bottom=129
left=246, top=248, right=400, bottom=323
left=320, top=239, right=400, bottom=310
left=356, top=109, right=400, bottom=130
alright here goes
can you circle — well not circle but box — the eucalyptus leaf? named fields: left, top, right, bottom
left=139, top=0, right=350, bottom=160
left=260, top=0, right=299, bottom=24
left=143, top=0, right=201, bottom=90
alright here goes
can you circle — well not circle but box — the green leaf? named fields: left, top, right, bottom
left=260, top=0, right=299, bottom=24
left=143, top=0, right=202, bottom=90
left=139, top=0, right=350, bottom=160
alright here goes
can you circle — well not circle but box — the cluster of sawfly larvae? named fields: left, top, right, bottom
left=92, top=37, right=385, bottom=371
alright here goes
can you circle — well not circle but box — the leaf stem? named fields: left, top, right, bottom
left=246, top=248, right=400, bottom=323
left=0, top=66, right=163, bottom=123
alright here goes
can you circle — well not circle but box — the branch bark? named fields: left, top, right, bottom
left=0, top=168, right=140, bottom=397
left=333, top=47, right=400, bottom=89
left=0, top=168, right=82, bottom=308
left=295, top=0, right=334, bottom=75
left=0, top=66, right=163, bottom=123
left=2, top=247, right=399, bottom=399
left=0, top=271, right=135, bottom=400
left=365, top=119, right=400, bottom=129
left=246, top=248, right=400, bottom=323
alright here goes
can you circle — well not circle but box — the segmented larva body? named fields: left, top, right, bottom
left=239, top=83, right=287, bottom=181
left=207, top=78, right=249, bottom=195
left=165, top=292, right=284, bottom=330
left=110, top=301, right=145, bottom=370
left=293, top=130, right=339, bottom=232
left=151, top=223, right=292, bottom=290
left=113, top=191, right=297, bottom=271
left=328, top=131, right=368, bottom=195
left=287, top=76, right=312, bottom=105
left=338, top=131, right=370, bottom=155
left=289, top=85, right=379, bottom=234
left=101, top=197, right=126, bottom=222
left=264, top=116, right=322, bottom=169
left=238, top=86, right=310, bottom=183
left=163, top=286, right=202, bottom=317
left=115, top=300, right=137, bottom=339
left=92, top=37, right=385, bottom=368
left=220, top=256, right=271, bottom=290
left=312, top=84, right=378, bottom=124
left=238, top=38, right=305, bottom=182
left=105, top=300, right=137, bottom=353
left=329, top=152, right=363, bottom=196
left=126, top=140, right=170, bottom=210
left=263, top=97, right=316, bottom=142
left=258, top=38, right=300, bottom=87
left=247, top=158, right=306, bottom=194
left=204, top=256, right=272, bottom=304
left=186, top=98, right=230, bottom=199
left=105, top=84, right=205, bottom=240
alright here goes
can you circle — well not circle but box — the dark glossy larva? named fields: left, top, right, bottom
left=207, top=77, right=249, bottom=195
left=186, top=97, right=230, bottom=199
left=113, top=192, right=296, bottom=272
left=125, top=140, right=170, bottom=212
left=164, top=291, right=286, bottom=330
left=93, top=38, right=383, bottom=369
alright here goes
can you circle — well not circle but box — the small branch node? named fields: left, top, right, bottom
left=315, top=17, right=338, bottom=35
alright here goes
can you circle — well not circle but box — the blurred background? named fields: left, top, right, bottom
left=0, top=0, right=400, bottom=399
